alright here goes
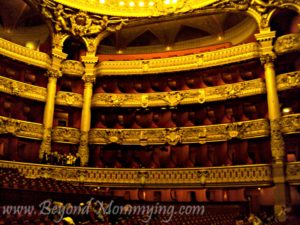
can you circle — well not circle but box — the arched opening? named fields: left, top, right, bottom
left=63, top=37, right=87, bottom=60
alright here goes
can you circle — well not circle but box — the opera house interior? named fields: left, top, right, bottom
left=0, top=0, right=300, bottom=224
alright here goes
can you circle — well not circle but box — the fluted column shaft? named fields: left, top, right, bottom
left=78, top=55, right=98, bottom=166
left=39, top=48, right=67, bottom=160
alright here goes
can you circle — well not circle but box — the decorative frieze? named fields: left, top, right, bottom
left=281, top=114, right=300, bottom=135
left=277, top=71, right=300, bottom=91
left=0, top=38, right=51, bottom=69
left=0, top=160, right=273, bottom=187
left=56, top=91, right=83, bottom=107
left=52, top=126, right=81, bottom=144
left=274, top=34, right=300, bottom=55
left=96, top=43, right=261, bottom=76
left=92, top=78, right=266, bottom=107
left=0, top=76, right=47, bottom=102
left=61, top=60, right=85, bottom=77
left=286, top=162, right=300, bottom=185
left=0, top=116, right=43, bottom=140
left=89, top=119, right=270, bottom=145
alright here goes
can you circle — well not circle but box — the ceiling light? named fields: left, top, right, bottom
left=119, top=1, right=125, bottom=6
left=139, top=1, right=144, bottom=6
left=172, top=0, right=177, bottom=3
left=129, top=1, right=135, bottom=6
left=99, top=0, right=105, bottom=3
left=165, top=0, right=170, bottom=4
left=148, top=1, right=154, bottom=6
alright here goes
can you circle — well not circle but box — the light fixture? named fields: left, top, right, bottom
left=139, top=1, right=144, bottom=6
left=165, top=0, right=170, bottom=4
left=129, top=1, right=135, bottom=6
left=119, top=1, right=125, bottom=6
left=99, top=0, right=105, bottom=3
left=148, top=1, right=154, bottom=6
left=282, top=107, right=292, bottom=115
left=172, top=0, right=177, bottom=3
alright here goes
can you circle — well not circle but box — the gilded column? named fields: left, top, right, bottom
left=256, top=31, right=289, bottom=221
left=78, top=55, right=98, bottom=166
left=39, top=48, right=67, bottom=160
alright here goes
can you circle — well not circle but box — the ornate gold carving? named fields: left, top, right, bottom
left=82, top=74, right=96, bottom=83
left=56, top=91, right=83, bottom=107
left=92, top=78, right=266, bottom=108
left=52, top=126, right=81, bottom=144
left=0, top=160, right=273, bottom=187
left=0, top=38, right=51, bottom=69
left=0, top=116, right=43, bottom=140
left=275, top=34, right=300, bottom=55
left=45, top=68, right=62, bottom=78
left=0, top=76, right=47, bottom=102
left=41, top=0, right=127, bottom=36
left=286, top=162, right=300, bottom=185
left=97, top=43, right=261, bottom=76
left=61, top=60, right=85, bottom=76
left=277, top=71, right=300, bottom=91
left=270, top=118, right=285, bottom=162
left=78, top=131, right=89, bottom=166
left=89, top=119, right=270, bottom=145
left=281, top=114, right=300, bottom=135
left=39, top=127, right=52, bottom=159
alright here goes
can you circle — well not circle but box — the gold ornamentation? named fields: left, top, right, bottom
left=39, top=127, right=52, bottom=159
left=274, top=33, right=300, bottom=55
left=0, top=38, right=51, bottom=69
left=0, top=160, right=273, bottom=187
left=89, top=119, right=269, bottom=145
left=78, top=131, right=89, bottom=166
left=82, top=74, right=96, bottom=83
left=52, top=127, right=81, bottom=144
left=97, top=43, right=261, bottom=76
left=152, top=0, right=192, bottom=16
left=270, top=119, right=285, bottom=162
left=56, top=91, right=83, bottom=107
left=286, top=162, right=300, bottom=185
left=41, top=0, right=127, bottom=36
left=45, top=68, right=62, bottom=78
left=61, top=60, right=85, bottom=76
left=281, top=114, right=300, bottom=135
left=277, top=71, right=300, bottom=91
left=0, top=76, right=47, bottom=102
left=92, top=78, right=265, bottom=108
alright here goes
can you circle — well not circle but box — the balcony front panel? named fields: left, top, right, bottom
left=286, top=162, right=300, bottom=185
left=281, top=114, right=300, bottom=135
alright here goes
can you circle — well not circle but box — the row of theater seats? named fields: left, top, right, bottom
left=95, top=62, right=263, bottom=94
left=92, top=100, right=268, bottom=129
left=91, top=141, right=271, bottom=168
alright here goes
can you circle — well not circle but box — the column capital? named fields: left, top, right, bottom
left=255, top=30, right=277, bottom=63
left=52, top=48, right=68, bottom=61
left=82, top=74, right=96, bottom=83
left=45, top=68, right=62, bottom=79
left=81, top=55, right=99, bottom=64
left=261, top=54, right=276, bottom=64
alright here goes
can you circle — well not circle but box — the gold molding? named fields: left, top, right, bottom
left=0, top=76, right=47, bottom=102
left=0, top=38, right=51, bottom=69
left=286, top=162, right=300, bottom=185
left=56, top=91, right=83, bottom=107
left=89, top=119, right=270, bottom=145
left=281, top=114, right=300, bottom=135
left=0, top=116, right=43, bottom=140
left=61, top=60, right=85, bottom=77
left=92, top=78, right=266, bottom=108
left=274, top=33, right=300, bottom=55
left=52, top=126, right=81, bottom=144
left=96, top=43, right=260, bottom=76
left=0, top=160, right=273, bottom=187
left=277, top=71, right=300, bottom=91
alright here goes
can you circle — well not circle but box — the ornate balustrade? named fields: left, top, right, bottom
left=0, top=116, right=43, bottom=140
left=0, top=76, right=47, bottom=102
left=0, top=160, right=273, bottom=187
left=92, top=78, right=266, bottom=108
left=89, top=119, right=269, bottom=145
left=274, top=33, right=300, bottom=55
left=61, top=60, right=85, bottom=77
left=286, top=162, right=300, bottom=185
left=0, top=38, right=51, bottom=69
left=277, top=71, right=300, bottom=91
left=96, top=43, right=260, bottom=76
left=56, top=91, right=83, bottom=107
left=281, top=114, right=300, bottom=135
left=52, top=126, right=81, bottom=144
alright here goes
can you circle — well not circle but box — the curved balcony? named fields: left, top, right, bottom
left=92, top=78, right=266, bottom=108
left=52, top=126, right=81, bottom=144
left=277, top=71, right=300, bottom=91
left=0, top=38, right=51, bottom=69
left=286, top=162, right=300, bottom=185
left=56, top=91, right=83, bottom=107
left=0, top=116, right=43, bottom=140
left=0, top=160, right=273, bottom=188
left=274, top=33, right=300, bottom=55
left=61, top=60, right=85, bottom=77
left=89, top=119, right=269, bottom=145
left=281, top=114, right=300, bottom=135
left=96, top=43, right=260, bottom=76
